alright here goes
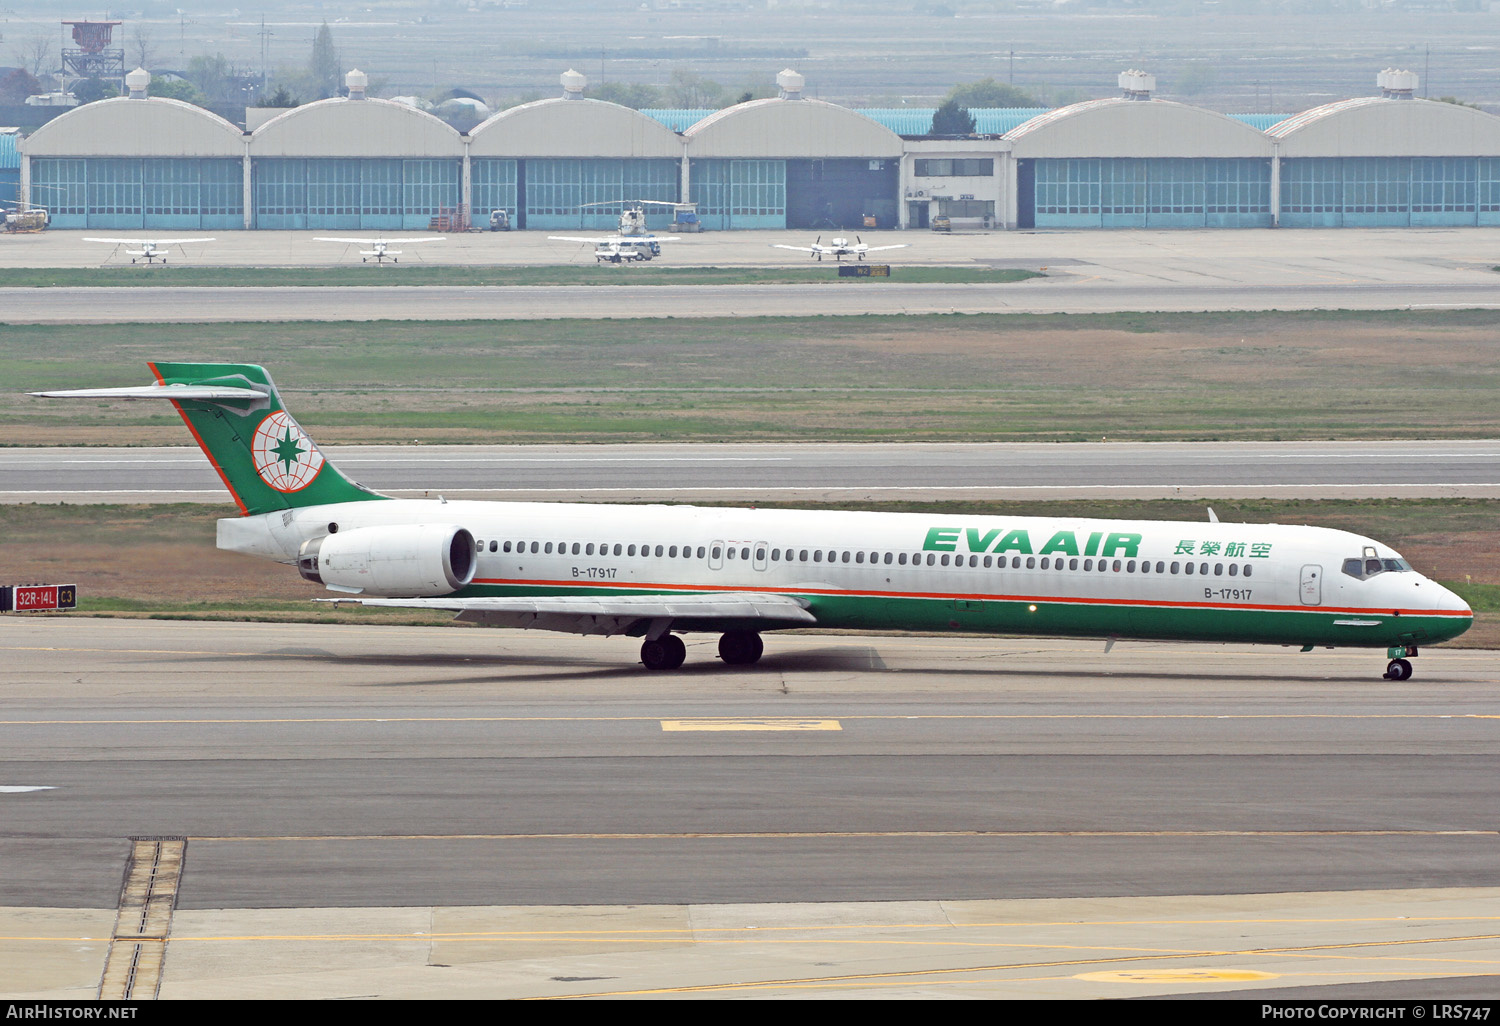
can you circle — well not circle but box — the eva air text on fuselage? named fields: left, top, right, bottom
left=921, top=527, right=1275, bottom=560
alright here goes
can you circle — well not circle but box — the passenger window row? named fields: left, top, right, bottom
left=470, top=536, right=1253, bottom=578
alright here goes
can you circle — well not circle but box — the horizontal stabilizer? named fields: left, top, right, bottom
left=30, top=382, right=269, bottom=401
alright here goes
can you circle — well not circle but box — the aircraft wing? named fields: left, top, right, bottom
left=315, top=237, right=378, bottom=244
left=379, top=237, right=444, bottom=244
left=85, top=237, right=215, bottom=245
left=547, top=236, right=614, bottom=244
left=771, top=244, right=817, bottom=253
left=862, top=244, right=910, bottom=252
left=321, top=592, right=816, bottom=637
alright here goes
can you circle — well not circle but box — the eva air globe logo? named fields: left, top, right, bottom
left=250, top=411, right=324, bottom=492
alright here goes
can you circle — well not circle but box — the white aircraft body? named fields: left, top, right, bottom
left=314, top=236, right=445, bottom=264
left=33, top=363, right=1473, bottom=679
left=772, top=236, right=910, bottom=262
left=547, top=235, right=680, bottom=264
left=83, top=237, right=215, bottom=265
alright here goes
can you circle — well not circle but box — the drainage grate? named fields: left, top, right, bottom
left=99, top=837, right=186, bottom=1000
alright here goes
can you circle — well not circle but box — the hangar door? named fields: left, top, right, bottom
left=786, top=158, right=898, bottom=229
left=690, top=159, right=786, bottom=230
left=31, top=157, right=243, bottom=230
left=251, top=158, right=461, bottom=230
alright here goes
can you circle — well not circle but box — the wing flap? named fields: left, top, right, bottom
left=320, top=591, right=816, bottom=636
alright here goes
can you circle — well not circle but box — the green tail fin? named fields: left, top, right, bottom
left=149, top=362, right=385, bottom=516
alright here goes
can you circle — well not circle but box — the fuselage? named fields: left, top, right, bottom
left=219, top=498, right=1473, bottom=649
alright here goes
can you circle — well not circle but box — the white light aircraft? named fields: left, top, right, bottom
left=314, top=236, right=445, bottom=264
left=547, top=235, right=680, bottom=264
left=772, top=235, right=910, bottom=262
left=33, top=363, right=1473, bottom=679
left=580, top=198, right=687, bottom=236
left=83, top=237, right=216, bottom=265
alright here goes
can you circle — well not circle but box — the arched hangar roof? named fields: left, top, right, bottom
left=1006, top=98, right=1274, bottom=159
left=251, top=96, right=463, bottom=158
left=685, top=98, right=902, bottom=158
left=1266, top=96, right=1500, bottom=157
left=468, top=97, right=683, bottom=158
left=22, top=96, right=244, bottom=157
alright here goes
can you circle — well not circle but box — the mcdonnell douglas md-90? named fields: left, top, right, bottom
left=34, top=364, right=1472, bottom=678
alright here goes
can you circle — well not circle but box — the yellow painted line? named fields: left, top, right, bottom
left=1077, top=968, right=1279, bottom=983
left=660, top=719, right=841, bottom=732
left=187, top=828, right=1498, bottom=842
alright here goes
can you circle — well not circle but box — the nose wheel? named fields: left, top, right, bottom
left=1384, top=658, right=1413, bottom=681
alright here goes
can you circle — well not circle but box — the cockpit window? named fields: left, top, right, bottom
left=1343, top=556, right=1413, bottom=580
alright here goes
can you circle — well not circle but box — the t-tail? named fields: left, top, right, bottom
left=32, top=362, right=385, bottom=516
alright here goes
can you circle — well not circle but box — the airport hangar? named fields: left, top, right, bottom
left=17, top=66, right=1500, bottom=235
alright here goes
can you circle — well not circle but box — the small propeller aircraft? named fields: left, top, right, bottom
left=579, top=198, right=688, bottom=236
left=314, top=236, right=445, bottom=264
left=83, top=237, right=215, bottom=265
left=771, top=235, right=910, bottom=262
left=547, top=234, right=680, bottom=264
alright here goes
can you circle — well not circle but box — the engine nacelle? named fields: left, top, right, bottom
left=298, top=524, right=476, bottom=596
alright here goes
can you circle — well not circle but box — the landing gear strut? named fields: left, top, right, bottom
left=718, top=630, right=763, bottom=665
left=640, top=634, right=686, bottom=671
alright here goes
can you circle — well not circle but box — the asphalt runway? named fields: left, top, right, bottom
left=4, top=440, right=1498, bottom=503
left=8, top=279, right=1500, bottom=323
left=2, top=618, right=1498, bottom=999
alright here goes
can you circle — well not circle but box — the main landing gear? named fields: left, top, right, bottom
left=638, top=630, right=764, bottom=671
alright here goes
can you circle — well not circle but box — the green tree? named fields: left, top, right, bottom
left=309, top=21, right=341, bottom=99
left=72, top=77, right=119, bottom=104
left=264, top=85, right=299, bottom=108
left=668, top=68, right=728, bottom=108
left=947, top=77, right=1037, bottom=108
left=930, top=98, right=975, bottom=136
left=149, top=75, right=205, bottom=105
left=186, top=54, right=238, bottom=107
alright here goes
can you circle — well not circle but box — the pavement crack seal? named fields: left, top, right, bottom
left=99, top=836, right=186, bottom=1001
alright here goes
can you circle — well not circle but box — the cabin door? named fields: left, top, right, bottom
left=1300, top=564, right=1322, bottom=606
left=709, top=540, right=725, bottom=571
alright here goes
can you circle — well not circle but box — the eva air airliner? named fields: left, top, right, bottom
left=35, top=363, right=1473, bottom=679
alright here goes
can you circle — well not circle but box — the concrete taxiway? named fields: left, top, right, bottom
left=2, top=618, right=1497, bottom=999
left=3, top=226, right=1500, bottom=322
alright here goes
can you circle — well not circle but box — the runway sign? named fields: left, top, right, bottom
left=838, top=264, right=890, bottom=277
left=1, top=584, right=78, bottom=612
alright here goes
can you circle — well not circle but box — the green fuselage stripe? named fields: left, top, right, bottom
left=462, top=579, right=1470, bottom=648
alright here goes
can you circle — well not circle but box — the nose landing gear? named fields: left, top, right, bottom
left=1383, top=645, right=1419, bottom=681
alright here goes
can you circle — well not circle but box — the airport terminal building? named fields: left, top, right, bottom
left=19, top=66, right=1500, bottom=233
